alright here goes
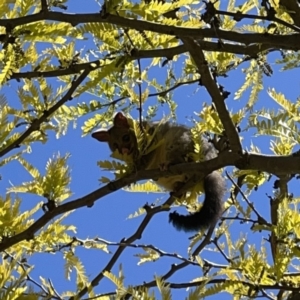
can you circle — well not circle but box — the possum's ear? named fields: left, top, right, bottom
left=91, top=130, right=110, bottom=142
left=113, top=112, right=130, bottom=128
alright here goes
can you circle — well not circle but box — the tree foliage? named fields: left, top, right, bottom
left=1, top=0, right=300, bottom=299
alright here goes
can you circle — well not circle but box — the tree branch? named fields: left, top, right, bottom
left=0, top=68, right=91, bottom=158
left=180, top=38, right=242, bottom=153
left=95, top=238, right=198, bottom=265
left=0, top=12, right=299, bottom=50
left=9, top=42, right=279, bottom=85
left=279, top=0, right=300, bottom=27
left=216, top=9, right=300, bottom=33
left=2, top=151, right=300, bottom=251
left=40, top=0, right=48, bottom=12
left=11, top=60, right=104, bottom=80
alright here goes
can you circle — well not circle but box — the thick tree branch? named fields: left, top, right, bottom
left=40, top=0, right=48, bottom=12
left=134, top=42, right=279, bottom=60
left=9, top=42, right=279, bottom=84
left=181, top=38, right=242, bottom=153
left=0, top=12, right=300, bottom=50
left=1, top=151, right=300, bottom=251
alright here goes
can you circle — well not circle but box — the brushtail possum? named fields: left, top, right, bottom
left=92, top=112, right=225, bottom=232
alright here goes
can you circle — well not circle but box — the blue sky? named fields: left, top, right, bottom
left=1, top=0, right=300, bottom=299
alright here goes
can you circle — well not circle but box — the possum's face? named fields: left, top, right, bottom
left=91, top=112, right=137, bottom=156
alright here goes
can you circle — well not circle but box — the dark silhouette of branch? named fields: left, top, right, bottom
left=40, top=0, right=48, bottom=12
left=224, top=216, right=265, bottom=225
left=180, top=37, right=242, bottom=153
left=226, top=171, right=269, bottom=225
left=11, top=60, right=104, bottom=80
left=216, top=9, right=300, bottom=33
left=270, top=175, right=289, bottom=263
left=212, top=239, right=232, bottom=263
left=95, top=79, right=201, bottom=111
left=95, top=237, right=199, bottom=265
left=2, top=151, right=300, bottom=251
left=167, top=280, right=300, bottom=292
left=0, top=12, right=299, bottom=50
left=0, top=154, right=227, bottom=252
left=9, top=42, right=280, bottom=84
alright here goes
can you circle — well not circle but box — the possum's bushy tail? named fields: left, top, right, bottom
left=169, top=172, right=225, bottom=232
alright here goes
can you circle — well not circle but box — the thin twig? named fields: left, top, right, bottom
left=95, top=237, right=199, bottom=266
left=216, top=9, right=300, bottom=33
left=226, top=171, right=269, bottom=225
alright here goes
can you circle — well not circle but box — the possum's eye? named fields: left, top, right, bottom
left=122, top=134, right=130, bottom=142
